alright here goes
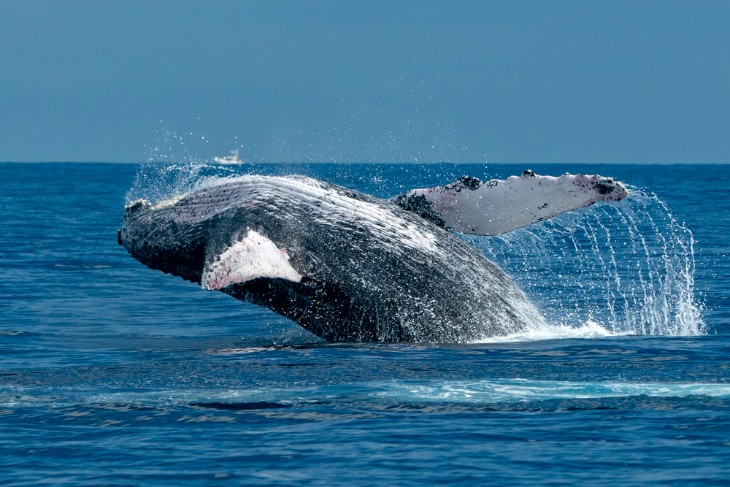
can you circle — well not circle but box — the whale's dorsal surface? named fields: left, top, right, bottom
left=120, top=171, right=628, bottom=342
left=393, top=170, right=628, bottom=236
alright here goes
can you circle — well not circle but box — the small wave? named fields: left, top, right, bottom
left=0, top=330, right=33, bottom=337
left=52, top=263, right=112, bottom=270
left=190, top=401, right=289, bottom=411
left=370, top=379, right=730, bottom=404
left=4, top=377, right=728, bottom=410
left=207, top=347, right=274, bottom=355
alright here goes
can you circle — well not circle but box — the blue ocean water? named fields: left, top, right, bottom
left=1, top=162, right=728, bottom=485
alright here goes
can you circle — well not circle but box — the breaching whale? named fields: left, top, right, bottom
left=119, top=171, right=628, bottom=342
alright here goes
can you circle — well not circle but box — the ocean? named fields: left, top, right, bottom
left=1, top=162, right=728, bottom=485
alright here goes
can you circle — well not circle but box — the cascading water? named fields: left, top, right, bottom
left=471, top=189, right=705, bottom=337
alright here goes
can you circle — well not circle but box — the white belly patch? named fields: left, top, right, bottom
left=201, top=230, right=302, bottom=290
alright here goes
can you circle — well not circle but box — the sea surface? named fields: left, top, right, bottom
left=1, top=162, right=728, bottom=485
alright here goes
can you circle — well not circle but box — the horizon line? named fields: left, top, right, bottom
left=1, top=160, right=729, bottom=165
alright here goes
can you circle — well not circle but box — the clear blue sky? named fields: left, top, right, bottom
left=1, top=0, right=728, bottom=163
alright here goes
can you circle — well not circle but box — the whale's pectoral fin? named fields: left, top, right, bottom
left=392, top=172, right=629, bottom=236
left=201, top=230, right=303, bottom=291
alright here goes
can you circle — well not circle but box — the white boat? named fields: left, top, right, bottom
left=213, top=149, right=243, bottom=165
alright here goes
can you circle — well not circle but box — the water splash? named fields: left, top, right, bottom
left=472, top=189, right=705, bottom=336
left=125, top=161, right=237, bottom=206
left=127, top=129, right=242, bottom=205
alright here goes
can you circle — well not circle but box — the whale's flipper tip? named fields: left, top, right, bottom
left=596, top=178, right=629, bottom=200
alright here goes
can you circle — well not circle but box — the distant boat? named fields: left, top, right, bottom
left=213, top=149, right=243, bottom=165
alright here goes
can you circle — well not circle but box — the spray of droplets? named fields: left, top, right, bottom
left=472, top=189, right=705, bottom=336
left=127, top=129, right=243, bottom=205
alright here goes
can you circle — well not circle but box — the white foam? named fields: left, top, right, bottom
left=3, top=379, right=728, bottom=409
left=370, top=379, right=730, bottom=403
left=473, top=320, right=618, bottom=344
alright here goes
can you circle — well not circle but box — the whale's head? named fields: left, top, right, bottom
left=119, top=194, right=210, bottom=284
left=118, top=175, right=383, bottom=292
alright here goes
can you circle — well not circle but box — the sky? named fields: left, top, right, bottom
left=1, top=0, right=729, bottom=164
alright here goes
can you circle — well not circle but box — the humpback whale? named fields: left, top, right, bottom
left=119, top=171, right=627, bottom=342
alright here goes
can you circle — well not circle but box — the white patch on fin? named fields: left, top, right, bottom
left=202, top=230, right=302, bottom=290
left=398, top=172, right=628, bottom=236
